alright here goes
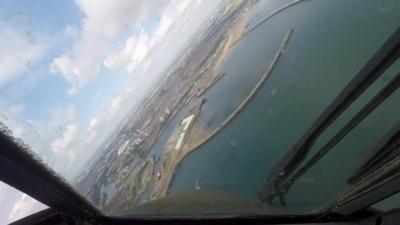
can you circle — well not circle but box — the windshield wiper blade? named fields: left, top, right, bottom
left=260, top=26, right=400, bottom=204
left=278, top=72, right=400, bottom=194
left=331, top=161, right=400, bottom=213
left=349, top=124, right=400, bottom=184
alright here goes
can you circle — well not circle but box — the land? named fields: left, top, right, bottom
left=75, top=0, right=260, bottom=214
left=150, top=99, right=205, bottom=200
left=150, top=28, right=293, bottom=201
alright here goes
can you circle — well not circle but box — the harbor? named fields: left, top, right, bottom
left=72, top=0, right=400, bottom=214
left=150, top=28, right=293, bottom=200
left=150, top=99, right=206, bottom=199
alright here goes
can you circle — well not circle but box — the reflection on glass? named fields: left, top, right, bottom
left=0, top=181, right=47, bottom=224
left=0, top=0, right=400, bottom=217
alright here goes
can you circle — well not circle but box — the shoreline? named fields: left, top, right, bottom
left=150, top=99, right=206, bottom=199
left=151, top=28, right=294, bottom=200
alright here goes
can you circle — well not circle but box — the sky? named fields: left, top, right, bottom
left=0, top=182, right=47, bottom=224
left=0, top=0, right=224, bottom=223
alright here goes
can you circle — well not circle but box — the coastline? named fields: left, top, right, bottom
left=150, top=28, right=294, bottom=200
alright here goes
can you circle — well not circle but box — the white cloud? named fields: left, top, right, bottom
left=104, top=30, right=150, bottom=72
left=48, top=32, right=105, bottom=96
left=0, top=104, right=50, bottom=155
left=51, top=123, right=79, bottom=155
left=49, top=0, right=163, bottom=95
left=0, top=104, right=80, bottom=175
left=0, top=97, right=127, bottom=179
left=49, top=104, right=77, bottom=131
left=0, top=182, right=47, bottom=225
left=75, top=0, right=161, bottom=38
left=103, top=0, right=223, bottom=82
left=51, top=122, right=80, bottom=173
left=0, top=27, right=47, bottom=89
left=86, top=88, right=133, bottom=143
left=8, top=194, right=47, bottom=224
left=49, top=0, right=221, bottom=95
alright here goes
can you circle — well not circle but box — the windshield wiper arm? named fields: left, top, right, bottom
left=260, top=26, right=400, bottom=204
left=277, top=72, right=400, bottom=195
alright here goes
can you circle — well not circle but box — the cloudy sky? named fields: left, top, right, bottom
left=0, top=0, right=224, bottom=223
left=0, top=182, right=47, bottom=224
